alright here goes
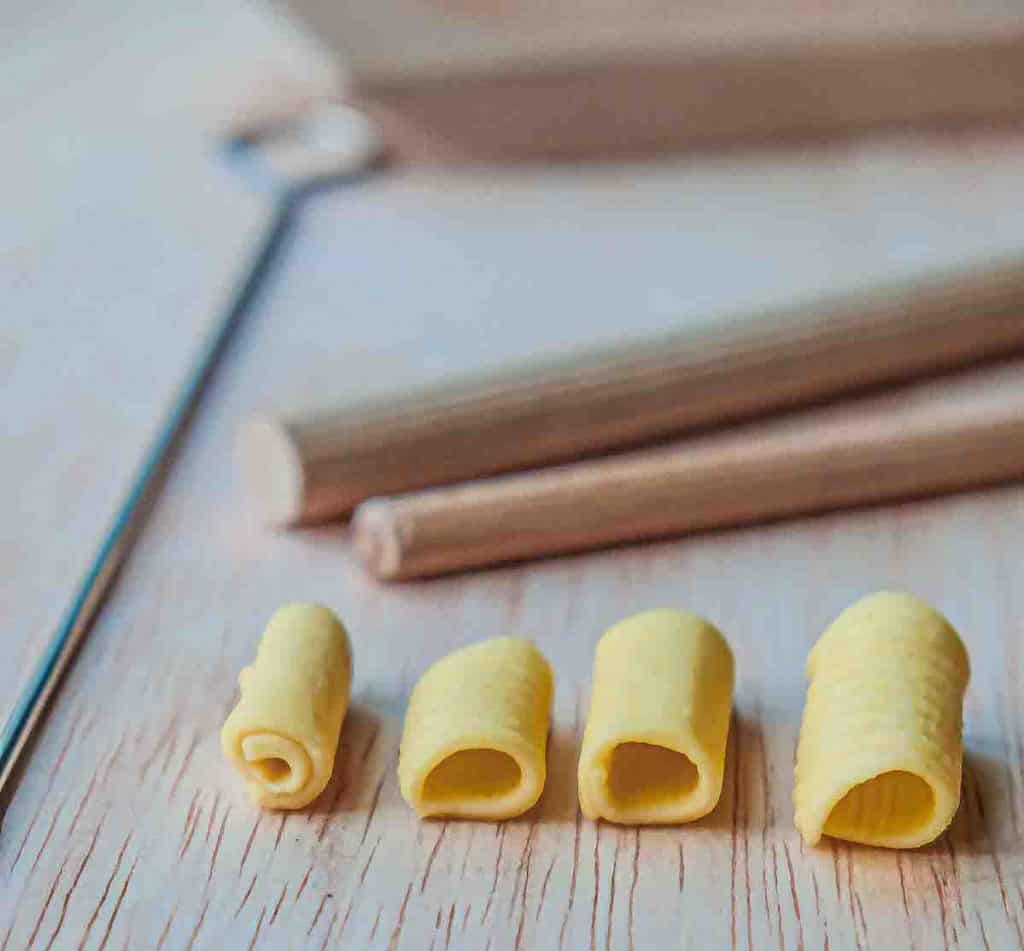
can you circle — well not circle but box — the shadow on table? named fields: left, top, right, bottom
left=922, top=744, right=1021, bottom=858
left=696, top=709, right=757, bottom=834
left=533, top=718, right=583, bottom=824
left=307, top=699, right=400, bottom=819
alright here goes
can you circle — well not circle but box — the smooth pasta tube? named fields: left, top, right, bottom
left=794, top=591, right=970, bottom=849
left=222, top=603, right=352, bottom=810
left=578, top=609, right=734, bottom=825
left=399, top=638, right=553, bottom=820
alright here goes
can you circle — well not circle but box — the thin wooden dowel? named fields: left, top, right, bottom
left=240, top=255, right=1024, bottom=525
left=351, top=359, right=1024, bottom=580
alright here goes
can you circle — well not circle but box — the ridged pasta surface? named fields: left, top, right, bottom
left=221, top=603, right=352, bottom=810
left=399, top=638, right=553, bottom=820
left=578, top=609, right=734, bottom=824
left=794, top=591, right=969, bottom=848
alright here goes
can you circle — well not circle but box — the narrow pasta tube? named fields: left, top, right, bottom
left=222, top=603, right=352, bottom=810
left=578, top=609, right=734, bottom=825
left=794, top=591, right=970, bottom=848
left=399, top=638, right=553, bottom=820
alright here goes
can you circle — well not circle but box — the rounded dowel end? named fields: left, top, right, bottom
left=351, top=499, right=404, bottom=580
left=237, top=416, right=305, bottom=527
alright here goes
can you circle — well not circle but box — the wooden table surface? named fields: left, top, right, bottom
left=4, top=3, right=1024, bottom=949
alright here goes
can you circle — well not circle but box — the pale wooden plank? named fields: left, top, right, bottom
left=287, top=0, right=1024, bottom=159
left=288, top=0, right=1024, bottom=80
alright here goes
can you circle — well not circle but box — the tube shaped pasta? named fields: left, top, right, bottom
left=794, top=591, right=970, bottom=849
left=399, top=638, right=553, bottom=820
left=578, top=609, right=734, bottom=825
left=222, top=603, right=352, bottom=810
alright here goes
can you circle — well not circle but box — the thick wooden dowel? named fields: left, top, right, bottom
left=351, top=360, right=1024, bottom=579
left=240, top=257, right=1024, bottom=525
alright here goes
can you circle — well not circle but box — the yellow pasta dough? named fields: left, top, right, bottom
left=399, top=638, right=553, bottom=820
left=578, top=609, right=734, bottom=824
left=794, top=591, right=969, bottom=849
left=222, top=603, right=352, bottom=810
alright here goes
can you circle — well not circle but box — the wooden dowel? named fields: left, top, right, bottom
left=351, top=359, right=1024, bottom=579
left=240, top=256, right=1024, bottom=525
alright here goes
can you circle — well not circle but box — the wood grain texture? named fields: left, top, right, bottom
left=2, top=434, right=1022, bottom=948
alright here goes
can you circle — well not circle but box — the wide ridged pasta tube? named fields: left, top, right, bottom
left=578, top=610, right=734, bottom=825
left=794, top=591, right=970, bottom=849
left=222, top=603, right=352, bottom=810
left=399, top=638, right=553, bottom=820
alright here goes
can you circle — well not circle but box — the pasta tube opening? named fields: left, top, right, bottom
left=422, top=748, right=524, bottom=806
left=399, top=638, right=553, bottom=821
left=607, top=742, right=699, bottom=812
left=240, top=733, right=311, bottom=796
left=824, top=770, right=936, bottom=843
left=255, top=759, right=290, bottom=783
